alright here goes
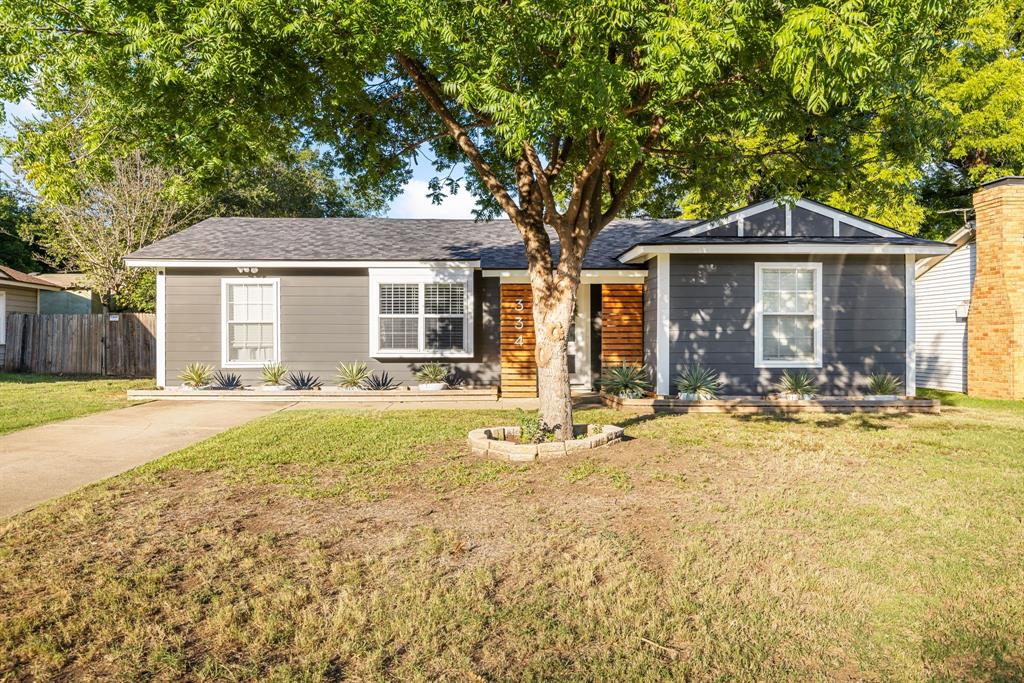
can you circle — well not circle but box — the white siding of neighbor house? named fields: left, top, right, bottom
left=916, top=241, right=975, bottom=392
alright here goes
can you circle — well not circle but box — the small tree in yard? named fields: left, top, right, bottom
left=40, top=152, right=201, bottom=311
left=1, top=0, right=965, bottom=436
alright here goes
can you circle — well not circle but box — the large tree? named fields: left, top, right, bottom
left=1, top=0, right=965, bottom=436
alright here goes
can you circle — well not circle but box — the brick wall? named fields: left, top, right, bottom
left=969, top=178, right=1024, bottom=399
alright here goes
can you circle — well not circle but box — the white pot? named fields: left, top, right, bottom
left=865, top=394, right=898, bottom=401
left=260, top=385, right=288, bottom=392
left=179, top=385, right=201, bottom=392
left=418, top=382, right=447, bottom=391
left=336, top=386, right=363, bottom=391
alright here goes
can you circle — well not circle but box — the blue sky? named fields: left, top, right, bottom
left=2, top=99, right=478, bottom=219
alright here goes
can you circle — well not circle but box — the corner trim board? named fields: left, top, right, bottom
left=656, top=254, right=671, bottom=395
left=905, top=254, right=917, bottom=397
left=156, top=269, right=166, bottom=386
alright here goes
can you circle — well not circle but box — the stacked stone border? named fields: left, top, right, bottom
left=468, top=424, right=625, bottom=462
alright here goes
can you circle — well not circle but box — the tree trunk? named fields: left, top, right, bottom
left=531, top=275, right=578, bottom=440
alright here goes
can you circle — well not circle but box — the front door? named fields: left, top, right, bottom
left=568, top=286, right=591, bottom=388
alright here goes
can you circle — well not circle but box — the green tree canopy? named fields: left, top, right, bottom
left=0, top=0, right=968, bottom=433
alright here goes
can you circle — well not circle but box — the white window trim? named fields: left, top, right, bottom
left=368, top=267, right=475, bottom=358
left=220, top=277, right=281, bottom=368
left=754, top=262, right=823, bottom=369
left=670, top=199, right=909, bottom=239
left=0, top=291, right=6, bottom=345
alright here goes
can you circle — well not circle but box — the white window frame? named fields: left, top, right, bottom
left=754, top=262, right=823, bottom=368
left=368, top=267, right=474, bottom=358
left=220, top=277, right=281, bottom=368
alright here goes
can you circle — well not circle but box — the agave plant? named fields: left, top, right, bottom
left=178, top=362, right=214, bottom=388
left=211, top=371, right=244, bottom=390
left=674, top=365, right=722, bottom=400
left=284, top=371, right=323, bottom=390
left=599, top=363, right=651, bottom=399
left=415, top=362, right=449, bottom=385
left=260, top=362, right=288, bottom=386
left=336, top=361, right=371, bottom=389
left=776, top=369, right=819, bottom=398
left=362, top=371, right=400, bottom=391
left=867, top=371, right=903, bottom=396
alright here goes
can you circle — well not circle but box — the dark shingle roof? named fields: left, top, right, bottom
left=126, top=217, right=695, bottom=269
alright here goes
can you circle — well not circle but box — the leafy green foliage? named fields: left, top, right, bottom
left=284, top=372, right=323, bottom=391
left=414, top=362, right=449, bottom=385
left=362, top=371, right=400, bottom=391
left=776, top=370, right=820, bottom=397
left=867, top=372, right=903, bottom=396
left=600, top=364, right=652, bottom=399
left=260, top=363, right=288, bottom=386
left=178, top=363, right=214, bottom=388
left=674, top=365, right=722, bottom=399
left=211, top=371, right=244, bottom=390
left=513, top=408, right=555, bottom=444
left=336, top=361, right=371, bottom=389
left=0, top=184, right=44, bottom=272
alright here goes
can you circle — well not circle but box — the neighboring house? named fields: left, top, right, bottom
left=914, top=225, right=975, bottom=393
left=33, top=273, right=103, bottom=314
left=125, top=199, right=953, bottom=396
left=0, top=265, right=61, bottom=366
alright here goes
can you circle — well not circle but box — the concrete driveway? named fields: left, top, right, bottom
left=0, top=400, right=286, bottom=518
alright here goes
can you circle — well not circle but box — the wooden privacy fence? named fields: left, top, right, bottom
left=3, top=313, right=156, bottom=377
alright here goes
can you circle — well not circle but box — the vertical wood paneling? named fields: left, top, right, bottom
left=601, top=283, right=645, bottom=367
left=1, top=313, right=155, bottom=376
left=499, top=283, right=537, bottom=397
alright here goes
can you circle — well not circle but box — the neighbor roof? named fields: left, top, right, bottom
left=0, top=265, right=62, bottom=290
left=125, top=217, right=695, bottom=269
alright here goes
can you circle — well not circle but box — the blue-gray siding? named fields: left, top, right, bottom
left=643, top=258, right=658, bottom=379
left=164, top=268, right=500, bottom=387
left=668, top=254, right=907, bottom=395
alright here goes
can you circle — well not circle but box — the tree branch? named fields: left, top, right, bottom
left=523, top=143, right=561, bottom=227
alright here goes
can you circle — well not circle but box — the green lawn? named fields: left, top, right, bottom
left=0, top=373, right=151, bottom=436
left=1, top=402, right=1023, bottom=680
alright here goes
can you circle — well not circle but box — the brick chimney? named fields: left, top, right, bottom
left=969, top=177, right=1024, bottom=399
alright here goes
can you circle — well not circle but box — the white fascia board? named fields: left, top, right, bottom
left=482, top=269, right=647, bottom=283
left=617, top=243, right=954, bottom=263
left=671, top=199, right=782, bottom=237
left=794, top=199, right=909, bottom=238
left=124, top=259, right=481, bottom=269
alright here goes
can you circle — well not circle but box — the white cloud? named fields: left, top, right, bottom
left=387, top=178, right=478, bottom=219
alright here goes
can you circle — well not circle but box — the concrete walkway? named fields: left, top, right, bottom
left=0, top=401, right=285, bottom=518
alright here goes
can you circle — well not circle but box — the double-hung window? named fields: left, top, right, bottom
left=754, top=263, right=822, bottom=367
left=370, top=268, right=474, bottom=357
left=221, top=278, right=280, bottom=366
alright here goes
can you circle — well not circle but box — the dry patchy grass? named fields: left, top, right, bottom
left=1, top=403, right=1023, bottom=680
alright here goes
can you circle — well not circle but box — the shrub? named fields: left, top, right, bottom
left=260, top=362, right=288, bottom=386
left=867, top=371, right=903, bottom=395
left=179, top=362, right=214, bottom=388
left=284, top=371, right=323, bottom=390
left=415, top=362, right=449, bottom=384
left=674, top=365, right=722, bottom=399
left=776, top=369, right=819, bottom=397
left=362, top=371, right=400, bottom=391
left=599, top=363, right=651, bottom=398
left=337, top=361, right=371, bottom=388
left=513, top=408, right=556, bottom=443
left=211, top=371, right=244, bottom=390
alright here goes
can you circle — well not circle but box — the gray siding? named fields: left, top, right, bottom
left=0, top=285, right=38, bottom=366
left=916, top=241, right=974, bottom=392
left=668, top=254, right=907, bottom=395
left=164, top=268, right=500, bottom=387
left=643, top=258, right=658, bottom=377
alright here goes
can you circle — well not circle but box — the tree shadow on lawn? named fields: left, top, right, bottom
left=732, top=411, right=913, bottom=431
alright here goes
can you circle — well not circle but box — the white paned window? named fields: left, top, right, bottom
left=221, top=278, right=280, bottom=366
left=754, top=263, right=822, bottom=368
left=369, top=268, right=474, bottom=357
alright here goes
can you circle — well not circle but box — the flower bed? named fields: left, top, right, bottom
left=468, top=424, right=624, bottom=462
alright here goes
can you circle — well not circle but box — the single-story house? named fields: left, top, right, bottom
left=914, top=225, right=975, bottom=393
left=33, top=273, right=103, bottom=314
left=125, top=198, right=954, bottom=397
left=0, top=265, right=61, bottom=366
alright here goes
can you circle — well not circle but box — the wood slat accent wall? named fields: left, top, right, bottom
left=601, top=283, right=644, bottom=367
left=499, top=283, right=538, bottom=397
